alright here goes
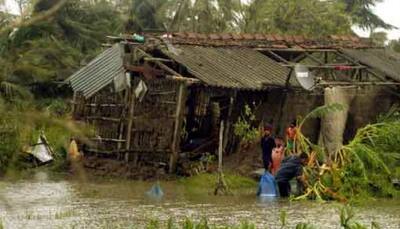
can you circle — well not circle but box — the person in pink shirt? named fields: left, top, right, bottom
left=271, top=137, right=285, bottom=176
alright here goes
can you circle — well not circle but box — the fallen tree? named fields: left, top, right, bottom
left=295, top=105, right=400, bottom=202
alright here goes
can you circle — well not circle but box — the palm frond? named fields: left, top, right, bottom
left=299, top=103, right=345, bottom=129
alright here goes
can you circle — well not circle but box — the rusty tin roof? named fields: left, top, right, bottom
left=341, top=48, right=400, bottom=82
left=161, top=45, right=294, bottom=89
left=68, top=44, right=125, bottom=98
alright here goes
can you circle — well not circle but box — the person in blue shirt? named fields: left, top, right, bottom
left=275, top=153, right=309, bottom=197
left=260, top=124, right=276, bottom=172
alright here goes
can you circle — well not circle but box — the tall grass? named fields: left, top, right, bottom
left=0, top=97, right=90, bottom=175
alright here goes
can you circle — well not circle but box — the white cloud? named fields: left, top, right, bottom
left=3, top=0, right=19, bottom=15
left=354, top=0, right=400, bottom=40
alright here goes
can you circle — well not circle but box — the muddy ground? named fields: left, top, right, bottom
left=82, top=142, right=263, bottom=180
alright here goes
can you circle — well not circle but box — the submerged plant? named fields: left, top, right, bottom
left=142, top=207, right=378, bottom=229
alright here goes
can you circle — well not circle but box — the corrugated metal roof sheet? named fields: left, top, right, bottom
left=341, top=48, right=400, bottom=82
left=68, top=44, right=124, bottom=98
left=161, top=46, right=292, bottom=89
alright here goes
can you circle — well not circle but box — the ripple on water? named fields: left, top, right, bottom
left=0, top=176, right=399, bottom=229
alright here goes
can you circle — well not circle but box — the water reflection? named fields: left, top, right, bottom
left=0, top=173, right=399, bottom=228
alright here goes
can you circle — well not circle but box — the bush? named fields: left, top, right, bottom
left=233, top=105, right=260, bottom=144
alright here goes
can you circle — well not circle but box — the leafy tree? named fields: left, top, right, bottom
left=1, top=0, right=123, bottom=91
left=340, top=0, right=394, bottom=30
left=125, top=0, right=243, bottom=33
left=243, top=0, right=352, bottom=36
left=125, top=0, right=169, bottom=32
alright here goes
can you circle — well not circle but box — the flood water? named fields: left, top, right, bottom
left=0, top=171, right=399, bottom=229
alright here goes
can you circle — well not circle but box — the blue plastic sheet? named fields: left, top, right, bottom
left=257, top=172, right=278, bottom=198
left=146, top=182, right=164, bottom=199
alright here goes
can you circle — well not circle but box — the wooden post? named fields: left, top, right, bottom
left=218, top=121, right=224, bottom=173
left=125, top=87, right=136, bottom=162
left=223, top=91, right=236, bottom=151
left=71, top=92, right=77, bottom=114
left=169, top=82, right=186, bottom=173
left=214, top=121, right=230, bottom=195
left=117, top=90, right=129, bottom=156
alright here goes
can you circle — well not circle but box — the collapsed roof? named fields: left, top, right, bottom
left=341, top=48, right=400, bottom=82
left=67, top=33, right=400, bottom=98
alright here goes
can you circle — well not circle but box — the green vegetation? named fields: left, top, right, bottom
left=294, top=105, right=400, bottom=202
left=0, top=204, right=388, bottom=228
left=0, top=98, right=89, bottom=175
left=142, top=206, right=380, bottom=229
left=0, top=1, right=399, bottom=178
left=233, top=104, right=260, bottom=145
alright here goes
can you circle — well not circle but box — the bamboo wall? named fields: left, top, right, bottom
left=129, top=78, right=182, bottom=153
left=73, top=77, right=186, bottom=166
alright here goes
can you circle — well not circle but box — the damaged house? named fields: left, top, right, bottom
left=67, top=33, right=400, bottom=173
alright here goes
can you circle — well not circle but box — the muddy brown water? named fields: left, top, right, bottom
left=0, top=171, right=399, bottom=229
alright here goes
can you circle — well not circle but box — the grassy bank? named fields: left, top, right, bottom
left=0, top=98, right=89, bottom=176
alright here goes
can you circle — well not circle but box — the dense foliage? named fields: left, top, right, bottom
left=0, top=0, right=399, bottom=180
left=295, top=105, right=400, bottom=202
left=0, top=0, right=398, bottom=94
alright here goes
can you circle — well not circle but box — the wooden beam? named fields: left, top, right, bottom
left=86, top=116, right=121, bottom=122
left=304, top=52, right=325, bottom=65
left=318, top=81, right=400, bottom=86
left=169, top=82, right=186, bottom=173
left=72, top=92, right=77, bottom=114
left=132, top=48, right=202, bottom=84
left=218, top=121, right=224, bottom=173
left=254, top=48, right=337, bottom=52
left=85, top=103, right=125, bottom=107
left=324, top=52, right=329, bottom=64
left=125, top=87, right=136, bottom=162
left=90, top=138, right=126, bottom=143
left=135, top=48, right=183, bottom=77
left=117, top=90, right=129, bottom=152
left=188, top=138, right=217, bottom=156
left=265, top=50, right=290, bottom=64
left=124, top=64, right=164, bottom=76
left=282, top=64, right=366, bottom=69
left=165, top=75, right=201, bottom=84
left=291, top=53, right=307, bottom=63
left=143, top=57, right=173, bottom=62
left=223, top=92, right=236, bottom=151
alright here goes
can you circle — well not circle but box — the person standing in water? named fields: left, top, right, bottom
left=260, top=124, right=276, bottom=172
left=275, top=153, right=308, bottom=197
left=271, top=137, right=285, bottom=175
left=286, top=121, right=297, bottom=154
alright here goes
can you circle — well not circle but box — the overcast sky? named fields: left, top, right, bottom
left=2, top=0, right=400, bottom=40
left=353, top=0, right=400, bottom=40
